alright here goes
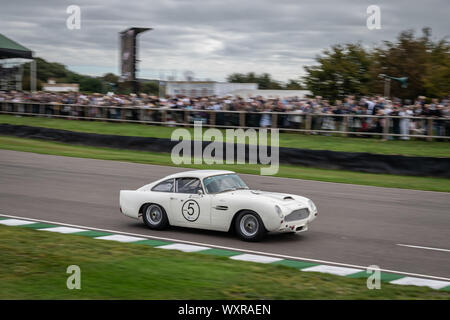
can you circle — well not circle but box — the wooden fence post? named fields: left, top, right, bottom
left=184, top=110, right=190, bottom=127
left=210, top=111, right=216, bottom=127
left=343, top=116, right=349, bottom=137
left=305, top=114, right=312, bottom=135
left=427, top=118, right=433, bottom=141
left=382, top=116, right=390, bottom=141
left=239, top=112, right=245, bottom=127
left=272, top=113, right=278, bottom=129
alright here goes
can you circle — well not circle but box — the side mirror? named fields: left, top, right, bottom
left=197, top=189, right=204, bottom=196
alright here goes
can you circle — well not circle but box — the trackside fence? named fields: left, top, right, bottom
left=1, top=101, right=449, bottom=141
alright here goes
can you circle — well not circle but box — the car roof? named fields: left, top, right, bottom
left=164, top=170, right=235, bottom=180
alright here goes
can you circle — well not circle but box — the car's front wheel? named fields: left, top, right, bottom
left=142, top=204, right=169, bottom=230
left=235, top=211, right=266, bottom=241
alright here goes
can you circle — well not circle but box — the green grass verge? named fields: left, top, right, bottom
left=1, top=114, right=449, bottom=158
left=1, top=225, right=448, bottom=299
left=0, top=135, right=449, bottom=192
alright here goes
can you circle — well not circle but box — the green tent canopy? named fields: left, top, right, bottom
left=0, top=34, right=33, bottom=59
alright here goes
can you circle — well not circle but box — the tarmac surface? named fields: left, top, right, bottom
left=1, top=149, right=449, bottom=279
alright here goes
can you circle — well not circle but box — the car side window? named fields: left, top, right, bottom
left=151, top=179, right=174, bottom=192
left=176, top=178, right=203, bottom=194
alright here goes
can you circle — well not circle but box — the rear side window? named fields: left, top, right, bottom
left=151, top=179, right=174, bottom=192
left=176, top=178, right=203, bottom=194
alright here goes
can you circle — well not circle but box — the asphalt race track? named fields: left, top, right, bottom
left=1, top=149, right=449, bottom=279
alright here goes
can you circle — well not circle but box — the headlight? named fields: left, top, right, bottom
left=308, top=199, right=317, bottom=212
left=275, top=205, right=284, bottom=218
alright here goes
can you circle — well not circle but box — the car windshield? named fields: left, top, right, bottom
left=203, top=174, right=249, bottom=194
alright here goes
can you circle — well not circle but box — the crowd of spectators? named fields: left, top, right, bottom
left=0, top=91, right=449, bottom=138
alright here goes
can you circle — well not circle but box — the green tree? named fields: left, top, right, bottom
left=22, top=57, right=72, bottom=88
left=99, top=73, right=120, bottom=93
left=369, top=29, right=431, bottom=99
left=100, top=72, right=119, bottom=84
left=302, top=43, right=371, bottom=100
left=21, top=57, right=106, bottom=93
left=284, top=79, right=304, bottom=90
left=302, top=28, right=449, bottom=100
left=79, top=77, right=103, bottom=93
left=227, top=72, right=283, bottom=89
left=422, top=37, right=450, bottom=98
left=140, top=81, right=159, bottom=95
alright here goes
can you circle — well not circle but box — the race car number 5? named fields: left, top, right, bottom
left=182, top=200, right=200, bottom=222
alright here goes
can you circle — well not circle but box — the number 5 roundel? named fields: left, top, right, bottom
left=182, top=200, right=200, bottom=222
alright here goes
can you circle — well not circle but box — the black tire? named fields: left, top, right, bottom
left=235, top=211, right=266, bottom=241
left=142, top=203, right=169, bottom=230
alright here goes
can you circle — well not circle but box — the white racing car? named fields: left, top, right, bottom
left=119, top=170, right=318, bottom=241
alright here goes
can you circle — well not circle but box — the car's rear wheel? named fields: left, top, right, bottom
left=235, top=211, right=265, bottom=241
left=142, top=204, right=168, bottom=230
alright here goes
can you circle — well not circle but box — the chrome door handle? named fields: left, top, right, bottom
left=214, top=205, right=229, bottom=211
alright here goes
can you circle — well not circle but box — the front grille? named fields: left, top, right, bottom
left=285, top=208, right=310, bottom=222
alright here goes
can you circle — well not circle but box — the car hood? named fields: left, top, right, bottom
left=216, top=189, right=310, bottom=208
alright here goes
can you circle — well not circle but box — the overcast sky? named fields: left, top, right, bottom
left=1, top=0, right=448, bottom=82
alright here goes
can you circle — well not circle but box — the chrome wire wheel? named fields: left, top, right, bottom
left=239, top=214, right=259, bottom=237
left=145, top=204, right=162, bottom=225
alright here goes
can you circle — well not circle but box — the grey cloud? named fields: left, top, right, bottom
left=0, top=0, right=448, bottom=81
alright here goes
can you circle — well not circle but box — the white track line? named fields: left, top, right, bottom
left=0, top=219, right=36, bottom=226
left=95, top=234, right=147, bottom=243
left=230, top=254, right=283, bottom=264
left=397, top=244, right=450, bottom=253
left=39, top=226, right=88, bottom=234
left=302, top=265, right=363, bottom=276
left=390, top=277, right=450, bottom=290
left=1, top=212, right=449, bottom=282
left=157, top=243, right=211, bottom=252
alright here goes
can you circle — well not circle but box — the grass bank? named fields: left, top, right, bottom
left=1, top=114, right=448, bottom=158
left=0, top=225, right=448, bottom=299
left=0, top=135, right=449, bottom=192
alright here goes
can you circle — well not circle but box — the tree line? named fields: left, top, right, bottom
left=229, top=28, right=449, bottom=101
left=19, top=28, right=448, bottom=101
left=21, top=58, right=158, bottom=95
left=302, top=28, right=449, bottom=101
